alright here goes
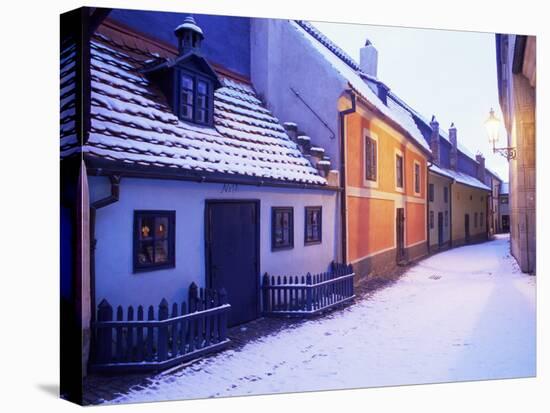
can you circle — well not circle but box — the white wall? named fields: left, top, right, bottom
left=250, top=18, right=346, bottom=170
left=89, top=176, right=338, bottom=309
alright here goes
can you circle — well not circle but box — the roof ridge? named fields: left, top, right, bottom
left=294, top=20, right=362, bottom=72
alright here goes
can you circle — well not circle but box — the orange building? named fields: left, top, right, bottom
left=252, top=21, right=433, bottom=279
left=341, top=91, right=431, bottom=278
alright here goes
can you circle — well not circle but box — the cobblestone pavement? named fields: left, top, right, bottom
left=82, top=262, right=410, bottom=405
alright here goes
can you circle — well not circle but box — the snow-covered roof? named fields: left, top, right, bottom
left=389, top=93, right=479, bottom=160
left=293, top=21, right=430, bottom=153
left=430, top=164, right=491, bottom=191
left=60, top=29, right=326, bottom=186
left=60, top=38, right=77, bottom=156
left=500, top=182, right=509, bottom=194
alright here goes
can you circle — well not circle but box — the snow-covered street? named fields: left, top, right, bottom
left=110, top=234, right=536, bottom=404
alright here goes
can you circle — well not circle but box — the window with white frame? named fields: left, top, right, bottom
left=365, top=135, right=377, bottom=182
left=414, top=162, right=421, bottom=194
left=395, top=153, right=404, bottom=189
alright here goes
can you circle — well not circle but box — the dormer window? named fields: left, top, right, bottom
left=141, top=16, right=220, bottom=127
left=177, top=71, right=213, bottom=125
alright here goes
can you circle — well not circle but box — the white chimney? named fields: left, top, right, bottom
left=360, top=39, right=378, bottom=78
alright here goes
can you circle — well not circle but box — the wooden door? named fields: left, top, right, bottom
left=465, top=214, right=470, bottom=243
left=206, top=200, right=259, bottom=327
left=438, top=212, right=444, bottom=247
left=396, top=208, right=406, bottom=264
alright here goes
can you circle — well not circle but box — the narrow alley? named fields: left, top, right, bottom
left=108, top=234, right=535, bottom=404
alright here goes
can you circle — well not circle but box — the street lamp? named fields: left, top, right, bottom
left=485, top=108, right=516, bottom=161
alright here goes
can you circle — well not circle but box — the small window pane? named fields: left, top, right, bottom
left=197, top=80, right=208, bottom=95
left=139, top=217, right=154, bottom=240
left=134, top=211, right=175, bottom=272
left=155, top=217, right=169, bottom=239
left=197, top=109, right=207, bottom=123
left=137, top=241, right=154, bottom=265
left=396, top=155, right=403, bottom=188
left=272, top=208, right=294, bottom=250
left=154, top=240, right=168, bottom=263
left=365, top=137, right=377, bottom=181
left=414, top=164, right=420, bottom=193
left=181, top=74, right=193, bottom=91
left=305, top=207, right=322, bottom=244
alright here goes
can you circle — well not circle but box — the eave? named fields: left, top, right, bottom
left=82, top=155, right=341, bottom=192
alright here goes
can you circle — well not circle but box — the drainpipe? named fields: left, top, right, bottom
left=89, top=174, right=120, bottom=322
left=426, top=161, right=432, bottom=253
left=449, top=181, right=454, bottom=248
left=338, top=90, right=356, bottom=264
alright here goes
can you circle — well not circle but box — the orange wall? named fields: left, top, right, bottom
left=345, top=109, right=428, bottom=262
left=348, top=196, right=394, bottom=261
left=406, top=202, right=426, bottom=245
left=346, top=112, right=426, bottom=198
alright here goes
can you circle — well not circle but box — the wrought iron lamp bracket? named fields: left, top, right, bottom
left=493, top=144, right=517, bottom=161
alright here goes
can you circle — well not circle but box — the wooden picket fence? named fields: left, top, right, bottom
left=262, top=262, right=355, bottom=317
left=90, top=282, right=231, bottom=373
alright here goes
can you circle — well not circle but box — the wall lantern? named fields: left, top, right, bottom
left=485, top=108, right=516, bottom=161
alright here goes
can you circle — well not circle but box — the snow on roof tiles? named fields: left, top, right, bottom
left=293, top=20, right=430, bottom=153
left=61, top=30, right=326, bottom=186
left=430, top=164, right=490, bottom=191
left=60, top=38, right=78, bottom=157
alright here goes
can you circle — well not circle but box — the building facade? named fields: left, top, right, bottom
left=251, top=20, right=431, bottom=280
left=60, top=11, right=345, bottom=383
left=496, top=34, right=536, bottom=273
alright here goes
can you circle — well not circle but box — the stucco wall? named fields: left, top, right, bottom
left=500, top=34, right=536, bottom=272
left=406, top=202, right=426, bottom=246
left=428, top=173, right=452, bottom=247
left=451, top=183, right=489, bottom=244
left=347, top=196, right=394, bottom=262
left=345, top=107, right=427, bottom=264
left=250, top=18, right=345, bottom=170
left=89, top=176, right=338, bottom=309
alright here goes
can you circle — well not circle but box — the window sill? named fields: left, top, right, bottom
left=271, top=245, right=294, bottom=252
left=133, top=263, right=175, bottom=274
left=363, top=179, right=379, bottom=189
left=304, top=240, right=322, bottom=246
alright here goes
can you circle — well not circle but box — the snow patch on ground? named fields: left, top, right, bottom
left=109, top=234, right=535, bottom=404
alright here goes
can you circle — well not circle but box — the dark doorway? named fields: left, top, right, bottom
left=206, top=200, right=260, bottom=327
left=396, top=208, right=406, bottom=264
left=438, top=212, right=444, bottom=248
left=502, top=215, right=510, bottom=232
left=465, top=213, right=470, bottom=243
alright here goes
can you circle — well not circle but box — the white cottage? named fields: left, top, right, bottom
left=61, top=16, right=339, bottom=327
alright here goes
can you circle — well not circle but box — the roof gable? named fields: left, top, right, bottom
left=142, top=52, right=222, bottom=89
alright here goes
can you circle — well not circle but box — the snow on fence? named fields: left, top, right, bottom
left=90, top=282, right=231, bottom=373
left=262, top=262, right=355, bottom=317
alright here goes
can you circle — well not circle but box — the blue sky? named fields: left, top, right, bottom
left=312, top=21, right=509, bottom=180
